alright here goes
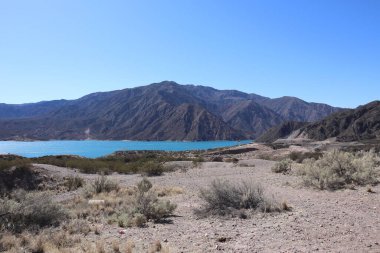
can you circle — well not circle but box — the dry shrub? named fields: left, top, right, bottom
left=77, top=178, right=176, bottom=228
left=63, top=219, right=91, bottom=235
left=192, top=157, right=205, bottom=167
left=224, top=157, right=239, bottom=163
left=155, top=186, right=184, bottom=197
left=271, top=159, right=292, bottom=174
left=87, top=174, right=119, bottom=196
left=0, top=233, right=20, bottom=252
left=124, top=239, right=135, bottom=253
left=64, top=175, right=85, bottom=191
left=24, top=230, right=81, bottom=253
left=301, top=149, right=379, bottom=190
left=139, top=161, right=165, bottom=176
left=211, top=156, right=224, bottom=162
left=195, top=179, right=284, bottom=217
left=289, top=151, right=323, bottom=163
left=0, top=190, right=68, bottom=233
left=135, top=178, right=176, bottom=221
left=149, top=240, right=162, bottom=252
left=112, top=240, right=121, bottom=253
left=96, top=240, right=106, bottom=253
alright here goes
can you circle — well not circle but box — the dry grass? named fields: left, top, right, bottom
left=124, top=239, right=136, bottom=253
left=0, top=233, right=20, bottom=252
left=154, top=186, right=184, bottom=197
left=0, top=190, right=68, bottom=233
left=64, top=175, right=85, bottom=191
left=69, top=178, right=177, bottom=228
left=195, top=179, right=285, bottom=217
left=271, top=159, right=292, bottom=174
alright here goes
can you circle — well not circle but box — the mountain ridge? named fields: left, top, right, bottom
left=0, top=81, right=342, bottom=141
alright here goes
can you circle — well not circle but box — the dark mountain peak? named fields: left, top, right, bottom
left=295, top=100, right=380, bottom=141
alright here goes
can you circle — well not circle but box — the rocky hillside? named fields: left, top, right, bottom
left=295, top=101, right=380, bottom=141
left=256, top=121, right=309, bottom=143
left=261, top=96, right=341, bottom=122
left=0, top=81, right=341, bottom=141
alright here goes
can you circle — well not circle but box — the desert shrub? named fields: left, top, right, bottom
left=301, top=149, right=379, bottom=190
left=289, top=151, right=323, bottom=163
left=211, top=156, right=224, bottom=162
left=192, top=157, right=205, bottom=167
left=195, top=179, right=284, bottom=217
left=85, top=178, right=176, bottom=227
left=224, top=157, right=239, bottom=163
left=271, top=159, right=292, bottom=174
left=139, top=161, right=165, bottom=176
left=0, top=165, right=43, bottom=195
left=0, top=190, right=68, bottom=233
left=91, top=175, right=119, bottom=194
left=134, top=178, right=177, bottom=221
left=0, top=158, right=31, bottom=171
left=33, top=155, right=177, bottom=176
left=64, top=175, right=85, bottom=191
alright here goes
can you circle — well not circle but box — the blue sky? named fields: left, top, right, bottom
left=0, top=0, right=379, bottom=108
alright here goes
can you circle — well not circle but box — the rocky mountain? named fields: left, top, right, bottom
left=261, top=96, right=340, bottom=122
left=295, top=101, right=380, bottom=141
left=0, top=81, right=341, bottom=141
left=256, top=121, right=309, bottom=143
left=0, top=100, right=68, bottom=119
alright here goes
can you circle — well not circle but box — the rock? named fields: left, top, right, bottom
left=88, top=199, right=105, bottom=205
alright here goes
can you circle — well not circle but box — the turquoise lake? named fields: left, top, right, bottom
left=0, top=140, right=252, bottom=158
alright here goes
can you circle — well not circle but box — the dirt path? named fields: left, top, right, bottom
left=34, top=160, right=380, bottom=253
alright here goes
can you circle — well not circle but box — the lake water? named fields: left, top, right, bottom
left=0, top=140, right=252, bottom=158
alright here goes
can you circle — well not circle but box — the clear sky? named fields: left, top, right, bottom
left=0, top=0, right=379, bottom=108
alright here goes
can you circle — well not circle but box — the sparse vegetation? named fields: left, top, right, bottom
left=64, top=175, right=85, bottom=191
left=91, top=174, right=119, bottom=194
left=0, top=190, right=68, bottom=233
left=195, top=179, right=285, bottom=217
left=0, top=157, right=31, bottom=171
left=289, top=151, right=323, bottom=163
left=300, top=149, right=380, bottom=190
left=31, top=153, right=194, bottom=175
left=192, top=156, right=205, bottom=167
left=79, top=178, right=177, bottom=228
left=139, top=161, right=165, bottom=176
left=271, top=159, right=292, bottom=174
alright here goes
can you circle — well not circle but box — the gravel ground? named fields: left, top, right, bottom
left=34, top=158, right=380, bottom=253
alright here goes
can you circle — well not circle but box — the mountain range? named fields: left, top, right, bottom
left=257, top=100, right=380, bottom=142
left=0, top=81, right=342, bottom=141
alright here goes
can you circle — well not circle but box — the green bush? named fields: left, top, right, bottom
left=195, top=179, right=284, bottom=217
left=301, top=149, right=379, bottom=190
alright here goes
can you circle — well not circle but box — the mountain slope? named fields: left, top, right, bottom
left=0, top=100, right=68, bottom=119
left=0, top=82, right=245, bottom=140
left=256, top=121, right=309, bottom=143
left=261, top=96, right=342, bottom=122
left=0, top=81, right=342, bottom=141
left=295, top=101, right=380, bottom=141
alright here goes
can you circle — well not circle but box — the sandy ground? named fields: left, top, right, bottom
left=34, top=156, right=380, bottom=253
